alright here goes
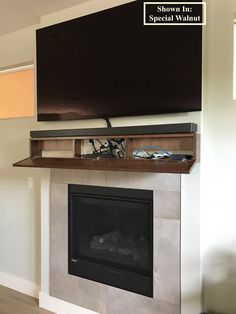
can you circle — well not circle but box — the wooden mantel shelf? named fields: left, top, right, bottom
left=13, top=156, right=195, bottom=174
left=13, top=123, right=199, bottom=174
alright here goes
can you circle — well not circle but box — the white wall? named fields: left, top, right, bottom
left=0, top=26, right=41, bottom=294
left=201, top=1, right=236, bottom=313
left=0, top=26, right=36, bottom=67
left=0, top=1, right=201, bottom=312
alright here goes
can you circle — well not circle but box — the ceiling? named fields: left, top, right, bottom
left=0, top=0, right=89, bottom=36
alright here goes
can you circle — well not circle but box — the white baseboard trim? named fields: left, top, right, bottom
left=39, top=292, right=99, bottom=314
left=0, top=271, right=39, bottom=298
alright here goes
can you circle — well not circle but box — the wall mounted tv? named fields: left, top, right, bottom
left=36, top=1, right=202, bottom=121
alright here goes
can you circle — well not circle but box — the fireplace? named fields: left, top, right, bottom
left=49, top=171, right=181, bottom=313
left=68, top=184, right=153, bottom=297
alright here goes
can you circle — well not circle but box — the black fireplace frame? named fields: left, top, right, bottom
left=68, top=184, right=153, bottom=297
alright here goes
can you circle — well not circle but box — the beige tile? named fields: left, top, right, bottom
left=51, top=169, right=108, bottom=186
left=50, top=271, right=106, bottom=314
left=50, top=182, right=68, bottom=210
left=50, top=183, right=68, bottom=273
left=154, top=218, right=180, bottom=305
left=107, top=171, right=180, bottom=192
left=106, top=286, right=180, bottom=314
left=154, top=190, right=180, bottom=220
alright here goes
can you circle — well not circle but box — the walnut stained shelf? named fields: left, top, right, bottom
left=13, top=123, right=199, bottom=174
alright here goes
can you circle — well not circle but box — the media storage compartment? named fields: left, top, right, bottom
left=68, top=184, right=153, bottom=297
left=13, top=123, right=199, bottom=174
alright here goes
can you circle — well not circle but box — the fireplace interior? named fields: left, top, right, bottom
left=68, top=184, right=153, bottom=297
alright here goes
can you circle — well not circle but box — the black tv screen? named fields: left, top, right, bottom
left=36, top=1, right=202, bottom=121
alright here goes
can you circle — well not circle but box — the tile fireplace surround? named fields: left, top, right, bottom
left=48, top=169, right=181, bottom=314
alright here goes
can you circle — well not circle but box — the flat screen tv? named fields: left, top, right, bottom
left=36, top=1, right=202, bottom=121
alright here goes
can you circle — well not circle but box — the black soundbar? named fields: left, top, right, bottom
left=30, top=123, right=197, bottom=138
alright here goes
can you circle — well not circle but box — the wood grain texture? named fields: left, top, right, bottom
left=13, top=157, right=195, bottom=174
left=0, top=285, right=54, bottom=314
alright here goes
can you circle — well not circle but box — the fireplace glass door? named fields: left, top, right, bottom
left=68, top=184, right=153, bottom=297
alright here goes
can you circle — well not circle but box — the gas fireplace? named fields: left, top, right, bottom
left=68, top=184, right=153, bottom=297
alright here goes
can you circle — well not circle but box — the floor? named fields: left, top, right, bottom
left=0, top=285, right=54, bottom=314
